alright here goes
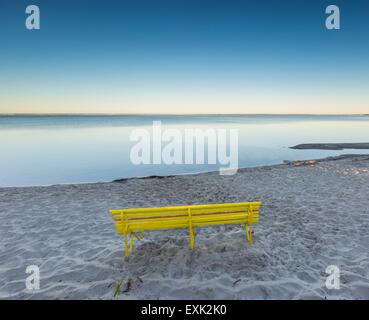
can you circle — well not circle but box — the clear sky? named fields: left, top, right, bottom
left=1, top=0, right=368, bottom=114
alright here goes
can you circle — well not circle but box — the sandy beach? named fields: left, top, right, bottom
left=1, top=154, right=369, bottom=299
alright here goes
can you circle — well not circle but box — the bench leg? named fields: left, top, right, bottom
left=245, top=224, right=253, bottom=245
left=129, top=233, right=134, bottom=253
left=189, top=226, right=195, bottom=249
left=124, top=233, right=129, bottom=257
left=188, top=208, right=196, bottom=249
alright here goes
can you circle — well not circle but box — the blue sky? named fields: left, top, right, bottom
left=1, top=0, right=368, bottom=114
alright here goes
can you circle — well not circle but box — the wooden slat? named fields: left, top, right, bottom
left=111, top=202, right=261, bottom=235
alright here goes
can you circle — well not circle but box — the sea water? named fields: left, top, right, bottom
left=0, top=114, right=368, bottom=187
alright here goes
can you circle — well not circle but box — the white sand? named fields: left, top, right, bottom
left=1, top=155, right=369, bottom=299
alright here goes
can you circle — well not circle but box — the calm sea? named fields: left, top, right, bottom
left=1, top=115, right=369, bottom=187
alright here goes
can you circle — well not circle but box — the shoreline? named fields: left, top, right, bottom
left=113, top=153, right=369, bottom=182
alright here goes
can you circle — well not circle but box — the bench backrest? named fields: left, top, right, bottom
left=111, top=202, right=260, bottom=234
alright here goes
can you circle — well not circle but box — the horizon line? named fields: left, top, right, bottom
left=1, top=113, right=369, bottom=116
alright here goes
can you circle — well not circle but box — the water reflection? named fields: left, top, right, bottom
left=0, top=115, right=368, bottom=187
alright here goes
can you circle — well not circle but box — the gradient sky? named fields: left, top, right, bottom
left=1, top=0, right=368, bottom=114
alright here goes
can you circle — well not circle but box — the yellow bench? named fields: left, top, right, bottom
left=110, top=202, right=261, bottom=256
